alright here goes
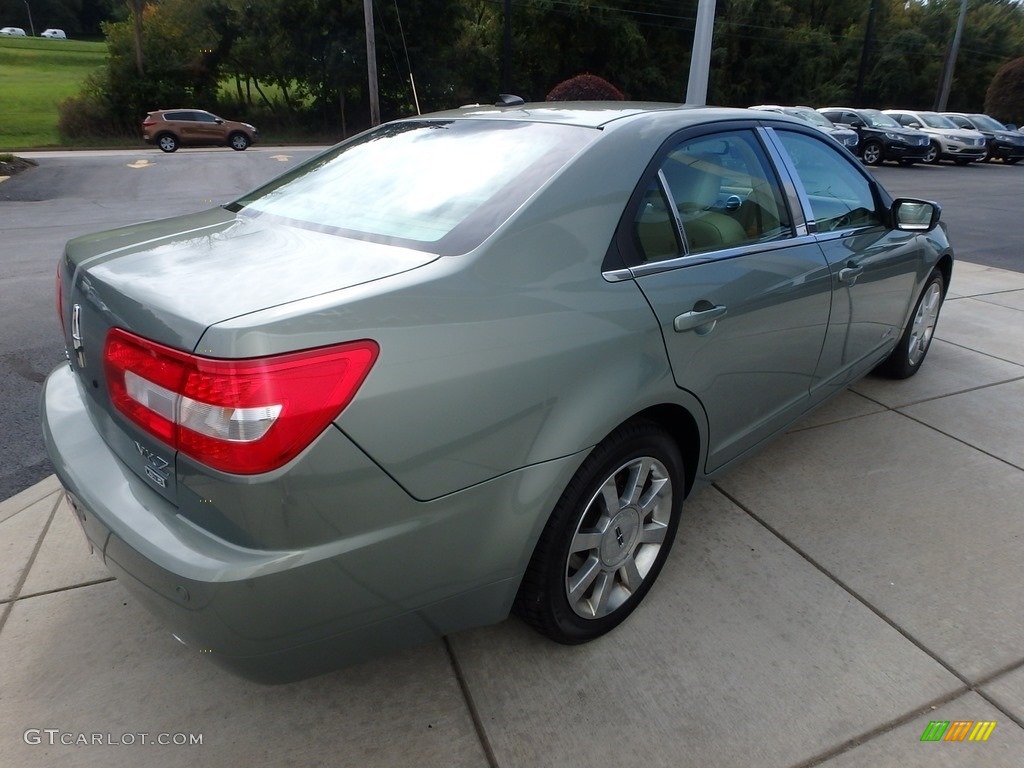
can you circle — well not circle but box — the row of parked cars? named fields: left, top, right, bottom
left=751, top=105, right=1024, bottom=166
left=1, top=26, right=66, bottom=38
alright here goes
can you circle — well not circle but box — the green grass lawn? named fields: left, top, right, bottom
left=0, top=37, right=107, bottom=149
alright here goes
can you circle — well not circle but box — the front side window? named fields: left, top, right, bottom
left=651, top=130, right=792, bottom=256
left=776, top=130, right=882, bottom=233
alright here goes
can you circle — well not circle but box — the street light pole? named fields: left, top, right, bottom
left=363, top=0, right=380, bottom=127
left=685, top=0, right=717, bottom=105
left=24, top=1, right=36, bottom=37
left=935, top=0, right=968, bottom=111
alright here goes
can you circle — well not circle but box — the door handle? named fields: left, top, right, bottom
left=838, top=265, right=864, bottom=285
left=674, top=304, right=727, bottom=333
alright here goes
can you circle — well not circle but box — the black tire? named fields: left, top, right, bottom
left=229, top=132, right=250, bottom=151
left=157, top=133, right=178, bottom=153
left=924, top=143, right=940, bottom=164
left=514, top=421, right=684, bottom=644
left=875, top=270, right=945, bottom=379
left=861, top=140, right=884, bottom=166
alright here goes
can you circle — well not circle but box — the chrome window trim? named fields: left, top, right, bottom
left=657, top=168, right=690, bottom=253
left=604, top=234, right=822, bottom=281
left=757, top=126, right=813, bottom=236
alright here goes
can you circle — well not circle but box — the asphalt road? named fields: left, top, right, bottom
left=0, top=147, right=323, bottom=500
left=0, top=148, right=1020, bottom=500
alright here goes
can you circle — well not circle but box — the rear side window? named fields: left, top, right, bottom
left=164, top=112, right=192, bottom=121
left=228, top=119, right=597, bottom=256
left=633, top=129, right=792, bottom=260
left=775, top=130, right=881, bottom=233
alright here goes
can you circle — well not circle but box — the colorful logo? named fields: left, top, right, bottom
left=920, top=720, right=996, bottom=742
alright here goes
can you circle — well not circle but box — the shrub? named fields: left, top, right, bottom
left=546, top=74, right=625, bottom=101
left=984, top=57, right=1024, bottom=126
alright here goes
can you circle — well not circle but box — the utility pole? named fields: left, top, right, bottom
left=854, top=0, right=877, bottom=107
left=935, top=0, right=968, bottom=111
left=685, top=0, right=717, bottom=105
left=363, top=0, right=380, bottom=127
left=23, top=1, right=35, bottom=37
left=503, top=0, right=512, bottom=93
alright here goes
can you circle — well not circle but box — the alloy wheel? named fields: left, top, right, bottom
left=565, top=456, right=673, bottom=619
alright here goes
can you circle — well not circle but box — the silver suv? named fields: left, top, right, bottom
left=883, top=109, right=986, bottom=165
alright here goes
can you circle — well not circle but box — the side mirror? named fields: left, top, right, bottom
left=849, top=119, right=865, bottom=129
left=907, top=121, right=921, bottom=129
left=1006, top=123, right=1018, bottom=131
left=892, top=199, right=941, bottom=232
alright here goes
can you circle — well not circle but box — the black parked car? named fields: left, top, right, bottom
left=942, top=113, right=1024, bottom=164
left=818, top=107, right=931, bottom=166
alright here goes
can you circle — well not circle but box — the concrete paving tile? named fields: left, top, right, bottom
left=449, top=488, right=960, bottom=768
left=0, top=582, right=487, bottom=768
left=851, top=340, right=1024, bottom=409
left=0, top=493, right=60, bottom=602
left=975, top=289, right=1024, bottom=312
left=819, top=692, right=1023, bottom=767
left=0, top=474, right=61, bottom=524
left=938, top=298, right=1024, bottom=365
left=946, top=262, right=1024, bottom=299
left=980, top=664, right=1024, bottom=723
left=789, top=390, right=886, bottom=432
left=901, top=379, right=1024, bottom=470
left=717, top=410, right=1024, bottom=680
left=20, top=496, right=112, bottom=596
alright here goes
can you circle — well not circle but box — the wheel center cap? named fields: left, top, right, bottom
left=600, top=508, right=641, bottom=567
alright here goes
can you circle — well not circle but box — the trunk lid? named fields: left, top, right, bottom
left=58, top=207, right=438, bottom=502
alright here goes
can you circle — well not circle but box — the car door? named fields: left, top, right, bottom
left=619, top=125, right=834, bottom=472
left=767, top=128, right=922, bottom=399
left=164, top=111, right=195, bottom=141
left=192, top=111, right=225, bottom=144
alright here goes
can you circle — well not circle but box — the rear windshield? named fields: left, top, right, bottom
left=227, top=119, right=597, bottom=256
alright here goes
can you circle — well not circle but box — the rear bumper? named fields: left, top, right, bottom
left=41, top=364, right=575, bottom=682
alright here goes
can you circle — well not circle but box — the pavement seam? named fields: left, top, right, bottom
left=442, top=637, right=501, bottom=768
left=857, top=373, right=1024, bottom=410
left=2, top=576, right=117, bottom=606
left=788, top=689, right=971, bottom=768
left=713, top=483, right=1024, bottom=757
left=0, top=492, right=62, bottom=637
left=712, top=483, right=971, bottom=682
left=935, top=337, right=1024, bottom=368
left=893, top=408, right=1024, bottom=473
left=948, top=288, right=1024, bottom=300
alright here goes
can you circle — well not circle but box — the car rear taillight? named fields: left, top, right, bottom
left=142, top=118, right=156, bottom=127
left=104, top=328, right=378, bottom=474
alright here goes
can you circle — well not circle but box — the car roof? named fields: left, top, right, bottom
left=420, top=101, right=783, bottom=130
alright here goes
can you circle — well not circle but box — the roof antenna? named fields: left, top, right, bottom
left=495, top=94, right=525, bottom=107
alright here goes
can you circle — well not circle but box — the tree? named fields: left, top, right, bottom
left=985, top=56, right=1024, bottom=125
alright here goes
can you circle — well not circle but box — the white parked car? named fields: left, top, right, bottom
left=883, top=109, right=987, bottom=165
left=41, top=28, right=67, bottom=39
left=0, top=26, right=27, bottom=36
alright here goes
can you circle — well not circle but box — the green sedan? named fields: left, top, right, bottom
left=42, top=103, right=952, bottom=682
